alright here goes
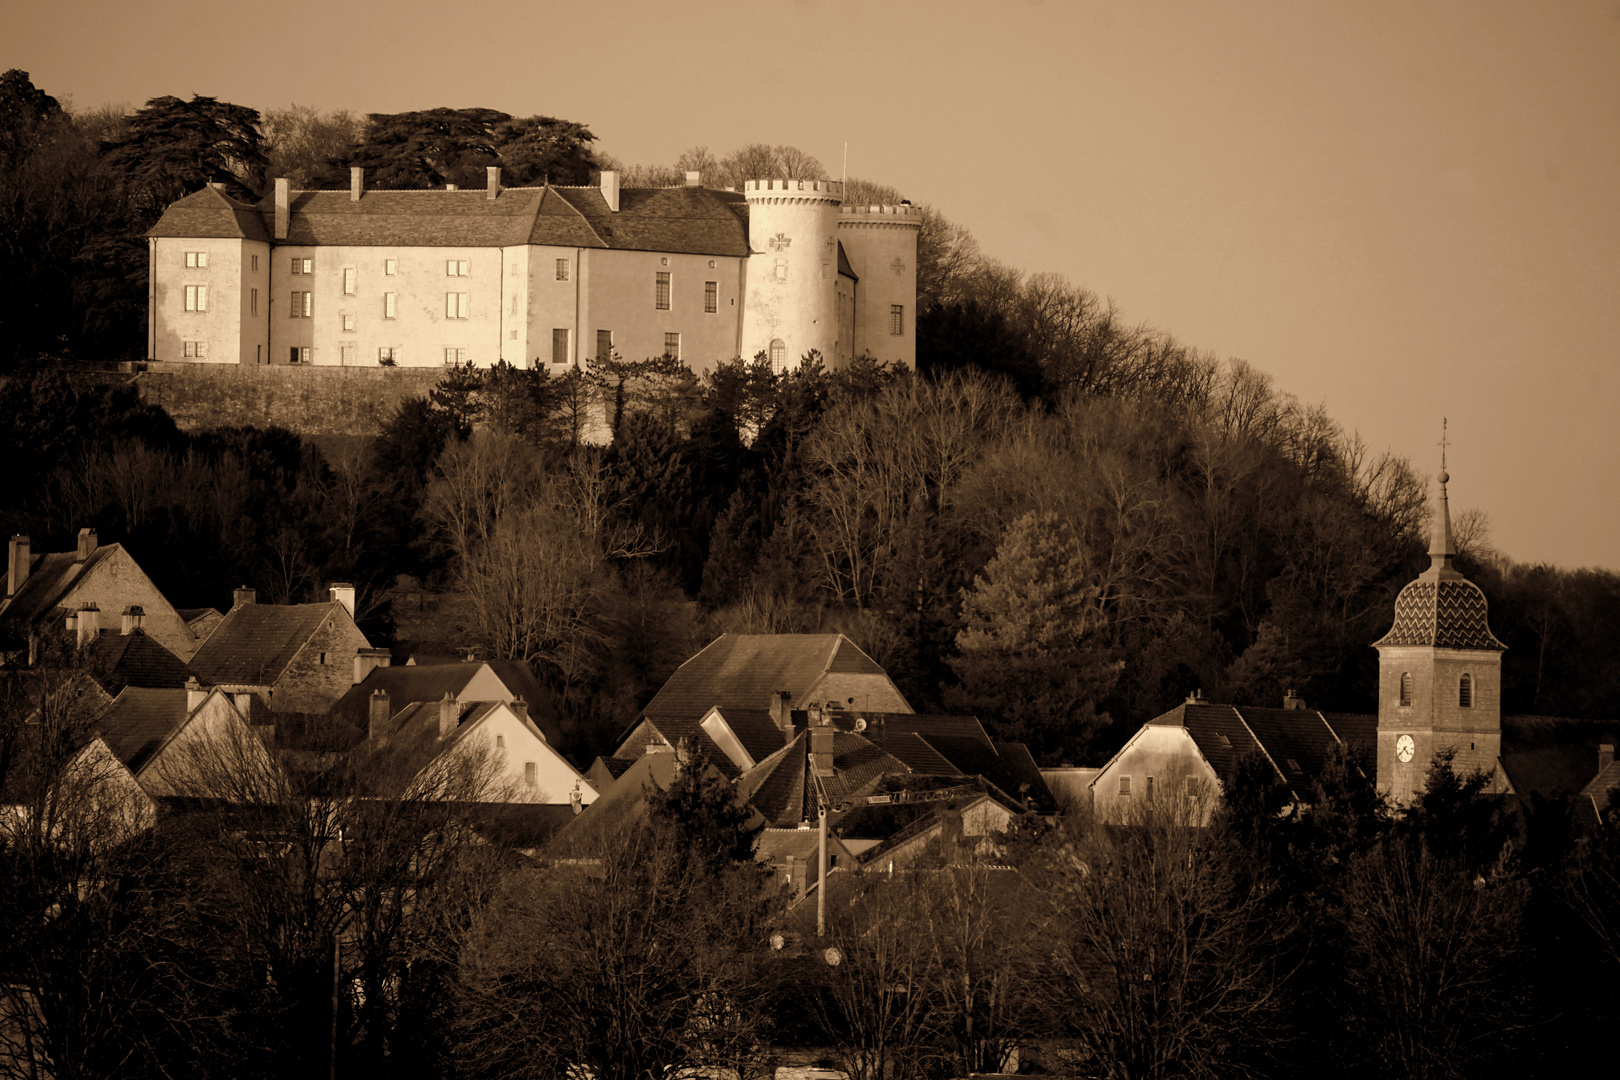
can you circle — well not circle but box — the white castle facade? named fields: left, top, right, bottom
left=146, top=169, right=920, bottom=375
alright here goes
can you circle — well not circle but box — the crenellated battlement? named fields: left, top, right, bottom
left=745, top=178, right=844, bottom=199
left=838, top=204, right=922, bottom=219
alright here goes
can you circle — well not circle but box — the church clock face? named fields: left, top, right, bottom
left=1396, top=735, right=1415, bottom=763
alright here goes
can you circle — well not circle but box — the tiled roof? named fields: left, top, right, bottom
left=547, top=185, right=750, bottom=256
left=1375, top=579, right=1506, bottom=650
left=712, top=707, right=793, bottom=764
left=87, top=629, right=195, bottom=694
left=188, top=602, right=340, bottom=687
left=1142, top=702, right=1374, bottom=797
left=98, top=687, right=189, bottom=774
left=636, top=716, right=739, bottom=778
left=640, top=633, right=893, bottom=721
left=735, top=730, right=906, bottom=828
left=1500, top=715, right=1620, bottom=801
left=1, top=547, right=120, bottom=629
left=1320, top=712, right=1377, bottom=754
left=331, top=661, right=564, bottom=747
left=547, top=751, right=681, bottom=857
left=145, top=186, right=272, bottom=241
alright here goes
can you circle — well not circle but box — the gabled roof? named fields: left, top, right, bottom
left=332, top=661, right=564, bottom=745
left=545, top=184, right=749, bottom=256
left=641, top=633, right=900, bottom=721
left=1, top=546, right=121, bottom=629
left=735, top=730, right=907, bottom=828
left=188, top=602, right=346, bottom=687
left=98, top=687, right=189, bottom=774
left=145, top=185, right=272, bottom=241
left=1499, top=715, right=1620, bottom=802
left=86, top=629, right=195, bottom=694
left=1128, top=701, right=1366, bottom=798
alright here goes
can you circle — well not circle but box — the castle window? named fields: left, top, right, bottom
left=185, top=251, right=208, bottom=269
left=704, top=281, right=717, bottom=313
left=446, top=292, right=469, bottom=319
left=289, top=291, right=312, bottom=318
left=664, top=332, right=680, bottom=361
left=341, top=312, right=356, bottom=333
left=342, top=267, right=356, bottom=295
left=384, top=292, right=397, bottom=319
left=378, top=347, right=396, bottom=364
left=1119, top=776, right=1132, bottom=797
left=1399, top=672, right=1413, bottom=707
left=889, top=304, right=904, bottom=335
left=556, top=259, right=569, bottom=281
left=182, top=340, right=207, bottom=358
left=289, top=347, right=310, bottom=364
left=1459, top=673, right=1473, bottom=708
left=447, top=259, right=470, bottom=277
left=184, top=284, right=207, bottom=312
left=250, top=288, right=258, bottom=316
left=251, top=255, right=259, bottom=272
left=655, top=272, right=671, bottom=310
left=340, top=345, right=355, bottom=366
left=552, top=329, right=569, bottom=366
left=384, top=258, right=397, bottom=275
left=291, top=258, right=312, bottom=275
left=596, top=330, right=612, bottom=362
left=444, top=347, right=467, bottom=365
left=770, top=339, right=785, bottom=368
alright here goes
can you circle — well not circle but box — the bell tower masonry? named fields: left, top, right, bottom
left=740, top=179, right=843, bottom=372
left=1373, top=439, right=1506, bottom=806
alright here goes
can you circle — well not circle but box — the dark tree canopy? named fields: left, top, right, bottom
left=338, top=108, right=597, bottom=190
left=103, top=94, right=267, bottom=216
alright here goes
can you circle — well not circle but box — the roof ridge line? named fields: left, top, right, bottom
left=1230, top=706, right=1295, bottom=796
left=541, top=185, right=609, bottom=248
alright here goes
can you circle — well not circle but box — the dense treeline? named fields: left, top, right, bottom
left=4, top=657, right=1619, bottom=1080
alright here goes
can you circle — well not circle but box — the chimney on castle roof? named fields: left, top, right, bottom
left=274, top=178, right=289, bottom=240
left=486, top=166, right=501, bottom=200
left=7, top=535, right=29, bottom=598
left=685, top=170, right=701, bottom=187
left=76, top=528, right=97, bottom=561
left=369, top=689, right=392, bottom=742
left=438, top=692, right=459, bottom=740
left=350, top=166, right=364, bottom=202
left=600, top=170, right=619, bottom=212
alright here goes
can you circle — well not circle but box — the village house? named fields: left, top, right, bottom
left=145, top=170, right=920, bottom=374
left=96, top=680, right=275, bottom=800
left=187, top=585, right=372, bottom=714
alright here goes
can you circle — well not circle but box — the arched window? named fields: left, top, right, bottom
left=1459, top=673, right=1473, bottom=708
left=1399, top=672, right=1413, bottom=707
left=769, top=338, right=786, bottom=370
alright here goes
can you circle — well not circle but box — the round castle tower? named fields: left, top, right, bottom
left=837, top=203, right=922, bottom=369
left=740, top=179, right=843, bottom=372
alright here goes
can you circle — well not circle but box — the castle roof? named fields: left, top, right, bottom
left=148, top=182, right=751, bottom=257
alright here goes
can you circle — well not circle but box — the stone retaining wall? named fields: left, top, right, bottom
left=133, top=362, right=443, bottom=436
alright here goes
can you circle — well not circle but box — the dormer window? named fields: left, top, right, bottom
left=1399, top=672, right=1413, bottom=707
left=1459, top=673, right=1473, bottom=708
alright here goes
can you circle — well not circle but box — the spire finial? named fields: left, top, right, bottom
left=1437, top=417, right=1450, bottom=486
left=1425, top=419, right=1459, bottom=579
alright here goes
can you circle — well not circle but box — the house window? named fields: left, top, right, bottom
left=524, top=762, right=537, bottom=787
left=384, top=258, right=397, bottom=275
left=556, top=258, right=570, bottom=281
left=384, top=292, right=397, bottom=319
left=289, top=347, right=310, bottom=363
left=182, top=340, right=207, bottom=358
left=446, top=292, right=469, bottom=319
left=596, top=330, right=612, bottom=361
left=1459, top=673, right=1473, bottom=708
left=342, top=267, right=356, bottom=295
left=250, top=288, right=258, bottom=316
left=552, top=329, right=569, bottom=366
left=655, top=272, right=671, bottom=310
left=444, top=347, right=467, bottom=365
left=889, top=304, right=904, bottom=335
left=664, top=332, right=680, bottom=361
left=1119, top=776, right=1132, bottom=797
left=1399, top=672, right=1413, bottom=707
left=1146, top=775, right=1155, bottom=798
left=769, top=339, right=785, bottom=368
left=341, top=312, right=356, bottom=333
left=495, top=735, right=505, bottom=750
left=704, top=281, right=718, bottom=313
left=184, top=284, right=208, bottom=312
left=447, top=259, right=470, bottom=277
left=378, top=347, right=396, bottom=364
left=318, top=652, right=328, bottom=665
left=185, top=251, right=208, bottom=268
left=340, top=345, right=356, bottom=366
left=289, top=291, right=312, bottom=317
left=291, top=258, right=312, bottom=275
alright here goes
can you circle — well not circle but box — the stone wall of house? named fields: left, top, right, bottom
left=271, top=606, right=373, bottom=714
left=133, top=362, right=443, bottom=437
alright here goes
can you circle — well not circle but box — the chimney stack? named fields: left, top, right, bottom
left=7, top=535, right=29, bottom=598
left=486, top=166, right=500, bottom=200
left=73, top=604, right=100, bottom=647
left=274, top=178, right=289, bottom=240
left=1601, top=743, right=1615, bottom=773
left=600, top=170, right=619, bottom=212
left=1283, top=689, right=1305, bottom=710
left=232, top=586, right=256, bottom=610
left=810, top=714, right=835, bottom=777
left=328, top=582, right=356, bottom=618
left=121, top=605, right=145, bottom=635
left=1185, top=689, right=1207, bottom=706
left=509, top=698, right=529, bottom=721
left=685, top=170, right=701, bottom=187
left=185, top=676, right=207, bottom=713
left=353, top=647, right=391, bottom=685
left=76, top=528, right=97, bottom=561
left=369, top=689, right=392, bottom=741
left=350, top=166, right=364, bottom=201
left=438, top=692, right=459, bottom=740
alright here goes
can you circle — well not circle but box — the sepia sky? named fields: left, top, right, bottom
left=10, top=0, right=1619, bottom=570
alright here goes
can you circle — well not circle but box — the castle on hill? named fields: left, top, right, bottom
left=144, top=169, right=920, bottom=374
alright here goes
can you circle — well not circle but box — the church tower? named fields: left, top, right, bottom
left=1373, top=446, right=1506, bottom=805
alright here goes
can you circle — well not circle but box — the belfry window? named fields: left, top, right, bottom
left=1459, top=673, right=1473, bottom=708
left=1399, top=672, right=1413, bottom=707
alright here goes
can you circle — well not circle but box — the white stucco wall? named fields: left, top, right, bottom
left=1090, top=725, right=1219, bottom=824
left=740, top=180, right=842, bottom=370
